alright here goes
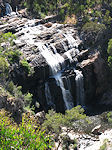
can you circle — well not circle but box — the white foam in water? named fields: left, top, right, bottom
left=37, top=42, right=74, bottom=109
left=38, top=43, right=64, bottom=74
left=54, top=73, right=74, bottom=110
left=64, top=32, right=79, bottom=49
left=74, top=70, right=85, bottom=106
left=63, top=33, right=85, bottom=107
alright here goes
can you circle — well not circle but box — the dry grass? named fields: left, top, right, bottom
left=64, top=14, right=77, bottom=24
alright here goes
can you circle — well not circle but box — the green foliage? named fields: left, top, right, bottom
left=64, top=105, right=87, bottom=128
left=42, top=106, right=87, bottom=136
left=99, top=139, right=108, bottom=150
left=6, top=81, right=23, bottom=98
left=0, top=32, right=16, bottom=43
left=103, top=10, right=112, bottom=26
left=61, top=134, right=77, bottom=150
left=108, top=56, right=112, bottom=70
left=24, top=93, right=33, bottom=106
left=107, top=39, right=112, bottom=56
left=20, top=59, right=31, bottom=74
left=5, top=50, right=21, bottom=64
left=58, top=8, right=65, bottom=21
left=82, top=22, right=106, bottom=33
left=82, top=22, right=106, bottom=47
left=42, top=109, right=64, bottom=135
left=0, top=32, right=21, bottom=65
left=23, top=0, right=112, bottom=29
left=107, top=39, right=112, bottom=70
left=107, top=111, right=112, bottom=124
left=0, top=57, right=9, bottom=78
left=0, top=109, right=52, bottom=150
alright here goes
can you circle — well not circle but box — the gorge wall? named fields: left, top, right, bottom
left=0, top=14, right=109, bottom=112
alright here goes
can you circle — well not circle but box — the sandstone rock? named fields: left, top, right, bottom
left=91, top=125, right=101, bottom=135
left=18, top=9, right=28, bottom=18
left=77, top=49, right=89, bottom=62
left=80, top=52, right=109, bottom=105
left=44, top=22, right=52, bottom=28
left=35, top=111, right=45, bottom=124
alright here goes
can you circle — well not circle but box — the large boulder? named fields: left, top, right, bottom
left=80, top=52, right=109, bottom=105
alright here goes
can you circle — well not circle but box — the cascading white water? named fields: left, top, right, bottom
left=55, top=73, right=74, bottom=110
left=5, top=3, right=12, bottom=15
left=45, top=82, right=55, bottom=108
left=64, top=32, right=79, bottom=50
left=38, top=43, right=74, bottom=109
left=63, top=33, right=85, bottom=107
left=74, top=70, right=85, bottom=106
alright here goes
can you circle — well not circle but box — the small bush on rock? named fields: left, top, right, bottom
left=107, top=111, right=112, bottom=124
left=81, top=22, right=106, bottom=47
left=20, top=59, right=32, bottom=75
left=107, top=39, right=112, bottom=71
left=0, top=57, right=9, bottom=78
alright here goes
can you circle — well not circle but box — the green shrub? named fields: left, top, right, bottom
left=6, top=81, right=22, bottom=97
left=107, top=39, right=112, bottom=56
left=61, top=135, right=77, bottom=150
left=0, top=32, right=16, bottom=45
left=64, top=105, right=87, bottom=128
left=0, top=57, right=9, bottom=77
left=42, top=109, right=64, bottom=135
left=5, top=50, right=21, bottom=63
left=99, top=139, right=108, bottom=150
left=6, top=81, right=15, bottom=94
left=0, top=109, right=53, bottom=150
left=0, top=32, right=21, bottom=65
left=20, top=59, right=31, bottom=74
left=107, top=111, right=112, bottom=124
left=82, top=22, right=106, bottom=47
left=107, top=39, right=112, bottom=70
left=24, top=92, right=33, bottom=107
left=108, top=56, right=112, bottom=70
left=58, top=8, right=65, bottom=21
left=82, top=22, right=106, bottom=33
left=43, top=106, right=87, bottom=136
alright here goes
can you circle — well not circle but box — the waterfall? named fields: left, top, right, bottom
left=55, top=73, right=74, bottom=110
left=64, top=33, right=85, bottom=107
left=38, top=43, right=74, bottom=110
left=45, top=82, right=55, bottom=108
left=14, top=21, right=85, bottom=110
left=74, top=70, right=85, bottom=106
left=5, top=3, right=12, bottom=15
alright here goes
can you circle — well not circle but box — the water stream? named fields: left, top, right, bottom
left=38, top=43, right=74, bottom=109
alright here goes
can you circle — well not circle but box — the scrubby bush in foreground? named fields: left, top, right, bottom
left=0, top=109, right=53, bottom=150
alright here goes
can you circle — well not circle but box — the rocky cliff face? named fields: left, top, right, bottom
left=0, top=14, right=109, bottom=112
left=80, top=52, right=109, bottom=105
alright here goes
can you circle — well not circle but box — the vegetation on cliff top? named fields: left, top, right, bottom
left=23, top=0, right=112, bottom=70
left=24, top=0, right=112, bottom=24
